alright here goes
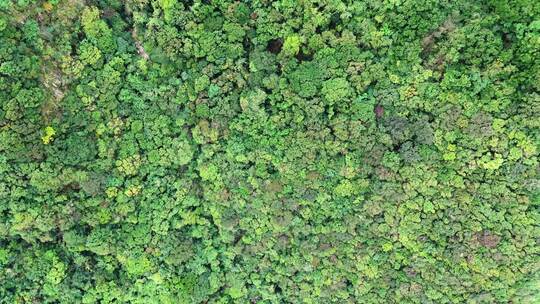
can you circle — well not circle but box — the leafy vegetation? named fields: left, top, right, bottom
left=0, top=0, right=539, bottom=303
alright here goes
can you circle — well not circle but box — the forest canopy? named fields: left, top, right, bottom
left=0, top=0, right=539, bottom=303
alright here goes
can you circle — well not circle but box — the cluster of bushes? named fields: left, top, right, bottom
left=0, top=0, right=538, bottom=302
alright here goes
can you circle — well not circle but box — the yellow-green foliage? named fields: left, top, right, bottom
left=0, top=0, right=538, bottom=303
left=41, top=126, right=55, bottom=144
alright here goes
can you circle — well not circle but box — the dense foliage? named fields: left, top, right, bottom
left=0, top=0, right=539, bottom=303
